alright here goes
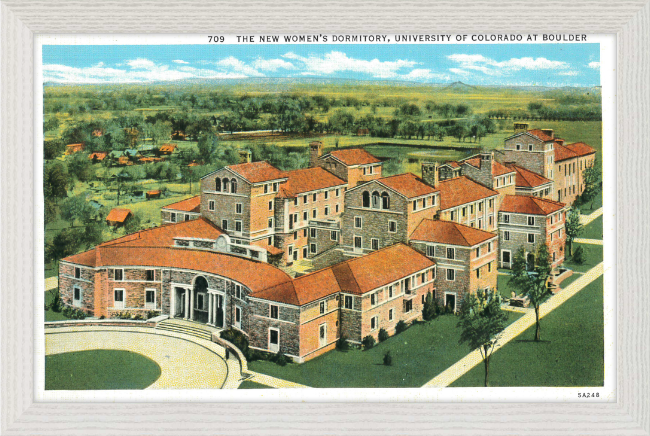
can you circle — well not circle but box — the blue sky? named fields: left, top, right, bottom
left=43, top=43, right=600, bottom=87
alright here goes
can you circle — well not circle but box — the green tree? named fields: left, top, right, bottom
left=80, top=222, right=105, bottom=249
left=124, top=212, right=143, bottom=234
left=67, top=152, right=95, bottom=182
left=44, top=162, right=71, bottom=200
left=44, top=198, right=58, bottom=226
left=43, top=139, right=65, bottom=160
left=60, top=194, right=94, bottom=227
left=582, top=160, right=601, bottom=210
left=197, top=133, right=218, bottom=163
left=457, top=288, right=508, bottom=387
left=509, top=243, right=553, bottom=342
left=565, top=207, right=583, bottom=256
left=45, top=227, right=83, bottom=263
left=150, top=120, right=173, bottom=145
left=422, top=291, right=437, bottom=321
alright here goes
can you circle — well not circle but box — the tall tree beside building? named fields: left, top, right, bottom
left=509, top=244, right=553, bottom=342
left=565, top=207, right=583, bottom=256
left=457, top=288, right=508, bottom=387
left=581, top=160, right=602, bottom=210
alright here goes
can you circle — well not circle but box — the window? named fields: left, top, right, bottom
left=273, top=182, right=279, bottom=192
left=235, top=220, right=242, bottom=233
left=336, top=188, right=341, bottom=197
left=412, top=200, right=417, bottom=211
left=381, top=192, right=390, bottom=209
left=303, top=229, right=308, bottom=237
left=74, top=267, right=81, bottom=279
left=363, top=167, right=367, bottom=175
left=313, top=193, right=317, bottom=202
left=489, top=199, right=493, bottom=208
left=268, top=201, right=273, bottom=211
left=371, top=293, right=377, bottom=306
left=293, top=232, right=298, bottom=240
left=171, top=213, right=177, bottom=223
left=362, top=191, right=370, bottom=208
left=488, top=262, right=492, bottom=272
left=354, top=216, right=362, bottom=228
left=324, top=191, right=329, bottom=200
left=404, top=300, right=413, bottom=313
left=478, top=202, right=483, bottom=212
left=344, top=295, right=353, bottom=309
left=185, top=214, right=190, bottom=221
left=489, top=216, right=493, bottom=226
left=215, top=178, right=221, bottom=192
left=235, top=306, right=242, bottom=329
left=371, top=316, right=378, bottom=330
left=231, top=179, right=237, bottom=194
left=388, top=221, right=397, bottom=233
left=312, top=209, right=317, bottom=219
left=73, top=287, right=81, bottom=307
left=303, top=211, right=308, bottom=221
left=450, top=211, right=456, bottom=221
left=388, top=285, right=393, bottom=298
left=236, top=203, right=242, bottom=214
left=268, top=217, right=273, bottom=228
left=223, top=178, right=230, bottom=192
left=528, top=144, right=533, bottom=151
left=310, top=228, right=316, bottom=238
left=427, top=245, right=435, bottom=257
left=335, top=204, right=340, bottom=213
left=528, top=216, right=535, bottom=226
left=447, top=247, right=455, bottom=260
left=145, top=269, right=155, bottom=281
left=145, top=289, right=156, bottom=309
left=303, top=195, right=308, bottom=204
left=516, top=143, right=521, bottom=150
left=310, top=243, right=317, bottom=254
left=330, top=231, right=337, bottom=241
left=209, top=200, right=215, bottom=211
left=264, top=184, right=269, bottom=194
left=462, top=207, right=467, bottom=217
left=270, top=305, right=279, bottom=319
left=476, top=247, right=480, bottom=257
left=268, top=236, right=273, bottom=245
left=432, top=268, right=436, bottom=280
left=324, top=206, right=330, bottom=216
left=432, top=195, right=436, bottom=206
left=421, top=272, right=426, bottom=283
left=320, top=301, right=326, bottom=314
left=528, top=233, right=535, bottom=243
left=388, top=309, right=394, bottom=321
left=371, top=239, right=379, bottom=250
left=372, top=191, right=380, bottom=209
left=488, top=242, right=493, bottom=252
left=470, top=205, right=474, bottom=214
left=476, top=268, right=480, bottom=279
left=502, top=213, right=510, bottom=223
left=294, top=198, right=298, bottom=206
left=222, top=219, right=229, bottom=230
left=504, top=231, right=510, bottom=241
left=447, top=269, right=455, bottom=281
left=114, top=289, right=124, bottom=309
left=502, top=250, right=511, bottom=264
left=114, top=269, right=123, bottom=281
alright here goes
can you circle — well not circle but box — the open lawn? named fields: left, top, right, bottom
left=451, top=276, right=604, bottom=387
left=564, top=242, right=603, bottom=273
left=248, top=311, right=522, bottom=388
left=581, top=214, right=604, bottom=240
left=45, top=289, right=70, bottom=321
left=577, top=190, right=603, bottom=214
left=46, top=349, right=161, bottom=390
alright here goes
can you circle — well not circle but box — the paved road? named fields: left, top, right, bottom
left=45, top=326, right=237, bottom=389
left=422, top=261, right=604, bottom=388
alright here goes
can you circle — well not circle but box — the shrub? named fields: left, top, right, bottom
left=146, top=310, right=158, bottom=320
left=132, top=314, right=144, bottom=321
left=383, top=351, right=392, bottom=366
left=573, top=246, right=585, bottom=264
left=221, top=328, right=250, bottom=359
left=62, top=305, right=86, bottom=320
left=336, top=335, right=350, bottom=351
left=50, top=289, right=63, bottom=313
left=395, top=320, right=408, bottom=334
left=272, top=351, right=290, bottom=366
left=378, top=328, right=389, bottom=342
left=361, top=335, right=375, bottom=350
left=422, top=291, right=437, bottom=321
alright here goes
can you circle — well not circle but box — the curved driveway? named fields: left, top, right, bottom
left=45, top=326, right=236, bottom=389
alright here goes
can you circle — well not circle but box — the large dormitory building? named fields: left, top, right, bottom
left=59, top=125, right=594, bottom=362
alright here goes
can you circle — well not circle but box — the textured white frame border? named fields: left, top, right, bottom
left=1, top=1, right=648, bottom=434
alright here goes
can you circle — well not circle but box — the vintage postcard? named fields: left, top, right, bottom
left=36, top=34, right=615, bottom=402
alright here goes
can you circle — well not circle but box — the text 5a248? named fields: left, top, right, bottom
left=208, top=36, right=225, bottom=43
left=578, top=392, right=600, bottom=398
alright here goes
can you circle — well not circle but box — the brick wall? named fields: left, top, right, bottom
left=58, top=262, right=95, bottom=314
left=248, top=298, right=301, bottom=357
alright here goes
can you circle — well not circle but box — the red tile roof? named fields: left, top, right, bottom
left=279, top=167, right=346, bottom=197
left=256, top=268, right=342, bottom=306
left=505, top=164, right=552, bottom=188
left=527, top=129, right=554, bottom=142
left=326, top=148, right=382, bottom=166
left=105, top=208, right=132, bottom=223
left=410, top=219, right=497, bottom=247
left=159, top=144, right=177, bottom=153
left=378, top=173, right=438, bottom=199
left=500, top=195, right=566, bottom=215
left=228, top=161, right=287, bottom=184
left=565, top=142, right=596, bottom=157
left=436, top=176, right=499, bottom=210
left=554, top=143, right=579, bottom=162
left=461, top=156, right=515, bottom=177
left=162, top=196, right=201, bottom=213
left=88, top=152, right=108, bottom=161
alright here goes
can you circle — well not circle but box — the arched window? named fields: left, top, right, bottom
left=223, top=178, right=230, bottom=193
left=215, top=178, right=221, bottom=192
left=230, top=178, right=237, bottom=194
left=371, top=191, right=380, bottom=209
left=362, top=191, right=370, bottom=208
left=381, top=192, right=390, bottom=210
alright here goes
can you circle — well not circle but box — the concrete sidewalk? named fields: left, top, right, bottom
left=422, top=261, right=604, bottom=388
left=579, top=207, right=603, bottom=225
left=245, top=370, right=310, bottom=389
left=45, top=277, right=58, bottom=291
left=574, top=238, right=603, bottom=245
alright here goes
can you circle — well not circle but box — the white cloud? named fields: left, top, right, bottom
left=447, top=53, right=570, bottom=77
left=588, top=61, right=600, bottom=69
left=215, top=56, right=264, bottom=77
left=252, top=58, right=294, bottom=71
left=449, top=68, right=470, bottom=76
left=283, top=51, right=417, bottom=79
left=126, top=58, right=156, bottom=69
left=399, top=68, right=449, bottom=82
left=558, top=70, right=580, bottom=76
left=172, top=59, right=189, bottom=64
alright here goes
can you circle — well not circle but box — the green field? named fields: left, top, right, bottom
left=45, top=289, right=70, bottom=321
left=45, top=349, right=161, bottom=390
left=248, top=311, right=522, bottom=388
left=581, top=215, right=604, bottom=240
left=451, top=276, right=604, bottom=387
left=564, top=243, right=603, bottom=273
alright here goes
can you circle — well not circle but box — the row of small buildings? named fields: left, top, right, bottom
left=59, top=125, right=595, bottom=362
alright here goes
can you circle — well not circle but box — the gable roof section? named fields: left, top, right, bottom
left=227, top=161, right=287, bottom=184
left=323, top=148, right=382, bottom=166
left=461, top=156, right=515, bottom=177
left=554, top=142, right=579, bottom=162
left=106, top=208, right=132, bottom=223
left=278, top=167, right=346, bottom=197
left=162, top=195, right=201, bottom=213
left=505, top=164, right=552, bottom=188
left=436, top=176, right=499, bottom=210
left=377, top=173, right=438, bottom=199
left=500, top=195, right=566, bottom=215
left=527, top=129, right=554, bottom=142
left=100, top=217, right=223, bottom=248
left=410, top=219, right=496, bottom=247
left=565, top=142, right=596, bottom=157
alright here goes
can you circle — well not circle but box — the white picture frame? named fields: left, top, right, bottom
left=1, top=0, right=648, bottom=434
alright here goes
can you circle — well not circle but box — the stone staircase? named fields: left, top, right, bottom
left=155, top=318, right=220, bottom=341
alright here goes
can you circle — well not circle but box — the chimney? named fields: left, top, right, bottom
left=541, top=129, right=554, bottom=139
left=309, top=141, right=323, bottom=168
left=421, top=161, right=439, bottom=188
left=238, top=149, right=252, bottom=164
left=514, top=122, right=529, bottom=134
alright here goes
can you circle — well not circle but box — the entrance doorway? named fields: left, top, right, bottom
left=215, top=294, right=224, bottom=328
left=193, top=277, right=209, bottom=323
left=526, top=253, right=535, bottom=271
left=269, top=328, right=280, bottom=353
left=445, top=293, right=456, bottom=313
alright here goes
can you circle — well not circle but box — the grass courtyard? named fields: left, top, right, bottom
left=581, top=214, right=604, bottom=240
left=44, top=289, right=70, bottom=321
left=451, top=275, right=604, bottom=387
left=248, top=311, right=522, bottom=388
left=45, top=349, right=161, bottom=390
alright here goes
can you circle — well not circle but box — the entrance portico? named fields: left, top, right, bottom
left=170, top=280, right=226, bottom=329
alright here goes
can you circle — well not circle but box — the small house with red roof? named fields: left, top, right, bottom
left=106, top=208, right=133, bottom=227
left=88, top=151, right=108, bottom=162
left=65, top=143, right=85, bottom=155
left=161, top=195, right=202, bottom=224
left=158, top=144, right=177, bottom=155
left=146, top=190, right=161, bottom=199
left=312, top=143, right=383, bottom=188
left=497, top=195, right=567, bottom=269
left=410, top=219, right=498, bottom=311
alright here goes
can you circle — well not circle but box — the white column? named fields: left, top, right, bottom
left=208, top=293, right=213, bottom=325
left=170, top=287, right=175, bottom=319
left=215, top=294, right=221, bottom=328
left=189, top=288, right=195, bottom=320
left=184, top=290, right=189, bottom=319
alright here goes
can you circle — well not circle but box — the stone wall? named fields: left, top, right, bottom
left=58, top=262, right=96, bottom=314
left=248, top=298, right=301, bottom=357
